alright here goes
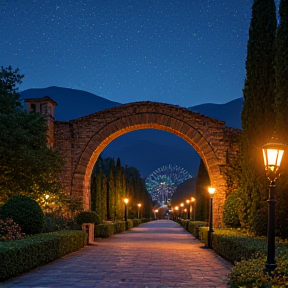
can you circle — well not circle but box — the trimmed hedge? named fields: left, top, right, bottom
left=177, top=219, right=190, bottom=230
left=132, top=219, right=142, bottom=227
left=175, top=219, right=208, bottom=238
left=94, top=223, right=115, bottom=238
left=0, top=230, right=87, bottom=280
left=212, top=232, right=267, bottom=263
left=75, top=211, right=101, bottom=225
left=187, top=221, right=208, bottom=238
left=229, top=253, right=288, bottom=288
left=114, top=221, right=126, bottom=234
left=94, top=219, right=146, bottom=238
left=178, top=220, right=288, bottom=287
left=198, top=226, right=209, bottom=245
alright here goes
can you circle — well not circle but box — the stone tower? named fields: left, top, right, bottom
left=24, top=96, right=57, bottom=147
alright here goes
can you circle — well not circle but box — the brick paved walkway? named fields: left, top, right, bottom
left=1, top=220, right=232, bottom=288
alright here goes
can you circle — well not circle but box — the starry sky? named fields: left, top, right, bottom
left=0, top=0, right=280, bottom=107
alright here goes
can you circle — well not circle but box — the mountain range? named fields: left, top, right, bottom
left=20, top=86, right=243, bottom=178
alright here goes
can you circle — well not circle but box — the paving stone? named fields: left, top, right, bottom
left=1, top=220, right=232, bottom=288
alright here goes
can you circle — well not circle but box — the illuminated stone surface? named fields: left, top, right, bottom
left=54, top=101, right=240, bottom=227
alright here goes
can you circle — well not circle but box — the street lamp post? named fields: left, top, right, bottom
left=175, top=206, right=179, bottom=219
left=155, top=209, right=159, bottom=220
left=208, top=187, right=215, bottom=248
left=262, top=135, right=286, bottom=274
left=180, top=203, right=184, bottom=218
left=137, top=203, right=141, bottom=219
left=184, top=208, right=187, bottom=219
left=186, top=199, right=190, bottom=220
left=44, top=194, right=50, bottom=213
left=124, top=198, right=129, bottom=222
left=191, top=197, right=196, bottom=221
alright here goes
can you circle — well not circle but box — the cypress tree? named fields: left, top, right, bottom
left=274, top=0, right=288, bottom=239
left=195, top=160, right=210, bottom=221
left=95, top=169, right=103, bottom=222
left=90, top=174, right=96, bottom=212
left=240, top=0, right=277, bottom=228
left=107, top=159, right=116, bottom=220
left=101, top=172, right=108, bottom=221
left=115, top=158, right=123, bottom=220
left=275, top=0, right=288, bottom=140
left=92, top=157, right=153, bottom=221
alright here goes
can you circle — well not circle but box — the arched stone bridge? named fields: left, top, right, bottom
left=52, top=101, right=240, bottom=227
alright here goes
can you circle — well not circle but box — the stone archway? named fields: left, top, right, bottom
left=54, top=101, right=240, bottom=227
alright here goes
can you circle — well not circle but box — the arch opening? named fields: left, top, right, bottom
left=54, top=102, right=239, bottom=226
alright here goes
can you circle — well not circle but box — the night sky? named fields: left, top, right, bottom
left=1, top=0, right=276, bottom=108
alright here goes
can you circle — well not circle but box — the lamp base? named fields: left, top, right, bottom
left=264, top=262, right=277, bottom=276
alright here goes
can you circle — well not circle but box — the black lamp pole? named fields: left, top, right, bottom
left=265, top=182, right=277, bottom=273
left=124, top=203, right=127, bottom=222
left=207, top=187, right=215, bottom=249
left=208, top=196, right=214, bottom=248
left=124, top=198, right=129, bottom=222
left=191, top=197, right=196, bottom=221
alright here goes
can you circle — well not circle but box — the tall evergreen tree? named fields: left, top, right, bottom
left=274, top=0, right=288, bottom=239
left=195, top=160, right=210, bottom=221
left=94, top=166, right=104, bottom=222
left=240, top=0, right=277, bottom=228
left=91, top=157, right=153, bottom=221
left=115, top=158, right=124, bottom=220
left=102, top=172, right=108, bottom=221
left=275, top=0, right=288, bottom=141
left=107, top=159, right=116, bottom=220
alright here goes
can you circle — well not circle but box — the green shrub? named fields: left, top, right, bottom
left=198, top=226, right=209, bottom=245
left=132, top=219, right=142, bottom=227
left=114, top=221, right=126, bottom=234
left=223, top=190, right=241, bottom=228
left=75, top=211, right=101, bottom=225
left=94, top=223, right=114, bottom=238
left=0, top=195, right=44, bottom=234
left=212, top=233, right=267, bottom=263
left=229, top=257, right=271, bottom=288
left=187, top=221, right=207, bottom=238
left=251, top=207, right=268, bottom=237
left=0, top=218, right=24, bottom=241
left=0, top=230, right=87, bottom=280
left=229, top=254, right=288, bottom=288
left=43, top=212, right=80, bottom=233
left=179, top=219, right=189, bottom=229
left=127, top=219, right=133, bottom=230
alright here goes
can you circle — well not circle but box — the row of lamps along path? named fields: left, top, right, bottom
left=123, top=198, right=142, bottom=222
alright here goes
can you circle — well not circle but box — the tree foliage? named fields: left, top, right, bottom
left=90, top=157, right=152, bottom=221
left=195, top=159, right=210, bottom=222
left=239, top=0, right=277, bottom=229
left=0, top=66, right=63, bottom=204
left=275, top=0, right=288, bottom=139
left=226, top=0, right=288, bottom=239
left=274, top=0, right=288, bottom=240
left=223, top=190, right=241, bottom=228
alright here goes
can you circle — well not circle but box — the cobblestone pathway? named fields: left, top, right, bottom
left=1, top=220, right=232, bottom=288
